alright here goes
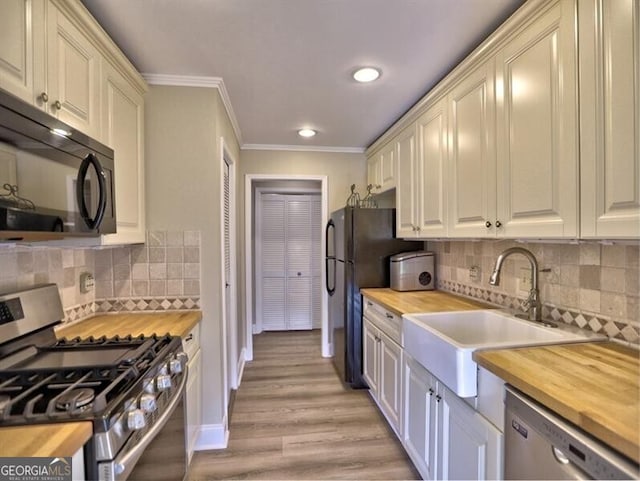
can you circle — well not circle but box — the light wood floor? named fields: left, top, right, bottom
left=187, top=330, right=420, bottom=480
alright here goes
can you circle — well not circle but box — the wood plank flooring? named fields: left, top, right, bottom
left=187, top=330, right=420, bottom=480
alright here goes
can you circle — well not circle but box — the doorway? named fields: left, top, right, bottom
left=244, top=175, right=330, bottom=362
left=256, top=192, right=321, bottom=331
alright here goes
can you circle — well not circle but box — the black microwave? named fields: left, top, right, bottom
left=0, top=88, right=115, bottom=240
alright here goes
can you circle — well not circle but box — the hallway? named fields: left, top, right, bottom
left=188, top=330, right=419, bottom=480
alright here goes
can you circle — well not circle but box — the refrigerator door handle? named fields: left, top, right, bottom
left=325, top=219, right=336, bottom=295
left=326, top=257, right=336, bottom=295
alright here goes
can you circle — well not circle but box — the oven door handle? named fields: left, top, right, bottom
left=112, top=368, right=188, bottom=481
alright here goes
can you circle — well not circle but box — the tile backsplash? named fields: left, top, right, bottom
left=428, top=240, right=640, bottom=345
left=0, top=230, right=201, bottom=326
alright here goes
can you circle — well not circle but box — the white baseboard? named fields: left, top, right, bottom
left=236, top=348, right=246, bottom=387
left=195, top=418, right=229, bottom=450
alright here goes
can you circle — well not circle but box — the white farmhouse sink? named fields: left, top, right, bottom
left=402, top=309, right=604, bottom=398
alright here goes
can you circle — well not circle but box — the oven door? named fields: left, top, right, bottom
left=98, top=370, right=188, bottom=481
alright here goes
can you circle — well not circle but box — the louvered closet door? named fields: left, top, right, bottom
left=259, top=194, right=320, bottom=331
left=285, top=198, right=313, bottom=330
left=260, top=195, right=287, bottom=330
left=311, top=198, right=322, bottom=329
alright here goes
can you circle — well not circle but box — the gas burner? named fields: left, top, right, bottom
left=0, top=395, right=10, bottom=414
left=55, top=388, right=95, bottom=411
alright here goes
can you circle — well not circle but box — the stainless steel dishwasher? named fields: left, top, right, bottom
left=505, top=385, right=639, bottom=480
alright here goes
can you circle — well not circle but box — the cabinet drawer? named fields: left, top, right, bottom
left=182, top=323, right=200, bottom=361
left=363, top=298, right=402, bottom=345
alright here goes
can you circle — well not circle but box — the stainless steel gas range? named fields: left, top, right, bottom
left=0, top=284, right=188, bottom=481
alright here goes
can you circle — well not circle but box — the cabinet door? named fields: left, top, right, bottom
left=0, top=0, right=41, bottom=103
left=403, top=355, right=438, bottom=481
left=101, top=60, right=145, bottom=244
left=362, top=319, right=379, bottom=397
left=367, top=154, right=382, bottom=190
left=448, top=61, right=496, bottom=238
left=46, top=2, right=101, bottom=138
left=380, top=143, right=396, bottom=191
left=378, top=331, right=403, bottom=436
left=438, top=387, right=503, bottom=481
left=417, top=97, right=448, bottom=237
left=495, top=0, right=578, bottom=238
left=186, top=348, right=202, bottom=462
left=579, top=0, right=640, bottom=238
left=395, top=125, right=418, bottom=238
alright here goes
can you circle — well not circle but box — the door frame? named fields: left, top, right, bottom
left=244, top=174, right=330, bottom=361
left=220, top=138, right=239, bottom=405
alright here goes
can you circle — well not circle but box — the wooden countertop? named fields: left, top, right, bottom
left=0, top=422, right=92, bottom=457
left=1, top=311, right=202, bottom=458
left=474, top=342, right=640, bottom=464
left=56, top=310, right=202, bottom=339
left=360, top=288, right=493, bottom=316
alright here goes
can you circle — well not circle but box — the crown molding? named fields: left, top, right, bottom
left=143, top=74, right=242, bottom=145
left=241, top=144, right=365, bottom=154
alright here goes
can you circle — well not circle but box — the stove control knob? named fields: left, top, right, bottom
left=169, top=357, right=183, bottom=374
left=124, top=398, right=137, bottom=411
left=142, top=378, right=155, bottom=394
left=139, top=393, right=157, bottom=413
left=156, top=374, right=172, bottom=390
left=127, top=409, right=146, bottom=430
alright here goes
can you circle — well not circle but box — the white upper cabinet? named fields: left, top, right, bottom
left=579, top=0, right=640, bottom=238
left=395, top=125, right=419, bottom=237
left=43, top=1, right=102, bottom=139
left=367, top=141, right=396, bottom=194
left=447, top=61, right=497, bottom=238
left=495, top=0, right=578, bottom=238
left=0, top=0, right=43, bottom=103
left=416, top=97, right=449, bottom=237
left=101, top=60, right=145, bottom=244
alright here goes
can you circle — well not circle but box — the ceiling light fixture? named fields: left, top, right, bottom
left=298, top=128, right=317, bottom=138
left=353, top=67, right=381, bottom=83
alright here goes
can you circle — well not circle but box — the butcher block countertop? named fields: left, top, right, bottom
left=56, top=310, right=202, bottom=339
left=360, top=288, right=493, bottom=315
left=0, top=422, right=92, bottom=457
left=1, top=311, right=201, bottom=458
left=474, top=342, right=640, bottom=464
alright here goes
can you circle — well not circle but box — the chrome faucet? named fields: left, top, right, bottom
left=489, top=247, right=542, bottom=321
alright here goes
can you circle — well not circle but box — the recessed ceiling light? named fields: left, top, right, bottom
left=353, top=67, right=381, bottom=83
left=298, top=128, right=317, bottom=138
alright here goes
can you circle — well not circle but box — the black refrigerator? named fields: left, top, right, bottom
left=325, top=207, right=421, bottom=388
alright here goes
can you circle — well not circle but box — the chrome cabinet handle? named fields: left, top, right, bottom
left=53, top=100, right=62, bottom=110
left=385, top=313, right=394, bottom=319
left=485, top=221, right=492, bottom=228
left=367, top=301, right=373, bottom=307
left=496, top=220, right=502, bottom=228
left=40, top=92, right=49, bottom=103
left=184, top=334, right=193, bottom=342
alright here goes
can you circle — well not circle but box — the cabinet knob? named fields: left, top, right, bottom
left=53, top=100, right=62, bottom=110
left=485, top=221, right=492, bottom=228
left=496, top=220, right=502, bottom=228
left=40, top=92, right=49, bottom=103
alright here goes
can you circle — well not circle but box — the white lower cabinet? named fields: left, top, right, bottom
left=183, top=324, right=201, bottom=463
left=363, top=317, right=403, bottom=437
left=403, top=354, right=503, bottom=480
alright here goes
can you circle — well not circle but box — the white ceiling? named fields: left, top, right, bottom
left=81, top=0, right=524, bottom=151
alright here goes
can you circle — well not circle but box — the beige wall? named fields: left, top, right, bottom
left=238, top=149, right=366, bottom=330
left=146, top=85, right=239, bottom=427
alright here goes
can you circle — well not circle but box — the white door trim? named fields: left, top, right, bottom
left=244, top=174, right=330, bottom=361
left=220, top=138, right=239, bottom=402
